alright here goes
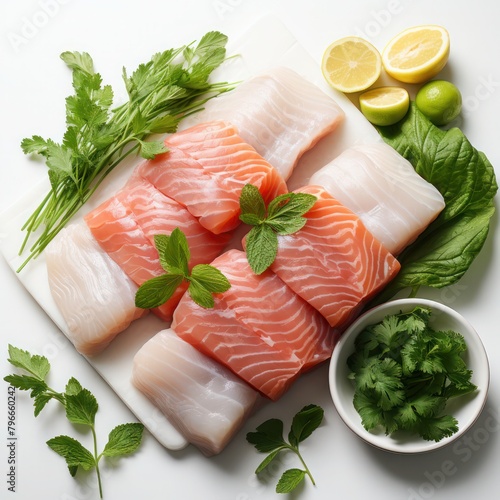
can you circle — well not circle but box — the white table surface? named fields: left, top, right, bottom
left=1, top=1, right=499, bottom=499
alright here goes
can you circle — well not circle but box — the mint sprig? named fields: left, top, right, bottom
left=246, top=404, right=324, bottom=493
left=135, top=227, right=231, bottom=309
left=4, top=345, right=144, bottom=498
left=239, top=184, right=317, bottom=274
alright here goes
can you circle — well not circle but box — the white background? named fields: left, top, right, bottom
left=1, top=1, right=499, bottom=499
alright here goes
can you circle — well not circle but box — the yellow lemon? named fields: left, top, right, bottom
left=359, top=86, right=410, bottom=126
left=382, top=25, right=450, bottom=84
left=321, top=36, right=382, bottom=93
left=415, top=80, right=462, bottom=126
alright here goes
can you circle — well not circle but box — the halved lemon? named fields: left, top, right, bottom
left=382, top=25, right=450, bottom=84
left=321, top=36, right=382, bottom=93
left=359, top=86, right=410, bottom=126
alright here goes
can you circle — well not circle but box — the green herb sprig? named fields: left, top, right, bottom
left=239, top=184, right=317, bottom=275
left=246, top=404, right=323, bottom=493
left=4, top=345, right=144, bottom=498
left=347, top=306, right=477, bottom=441
left=19, top=31, right=235, bottom=272
left=135, top=227, right=230, bottom=309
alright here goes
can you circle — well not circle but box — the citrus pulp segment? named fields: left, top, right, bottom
left=382, top=25, right=450, bottom=84
left=321, top=36, right=382, bottom=93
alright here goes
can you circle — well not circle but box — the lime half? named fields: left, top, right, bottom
left=359, top=86, right=410, bottom=126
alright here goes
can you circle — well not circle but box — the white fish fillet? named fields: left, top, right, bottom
left=132, top=328, right=260, bottom=456
left=45, top=222, right=146, bottom=356
left=308, top=143, right=445, bottom=255
left=183, top=66, right=345, bottom=180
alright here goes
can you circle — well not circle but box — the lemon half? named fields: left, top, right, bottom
left=359, top=86, right=410, bottom=126
left=322, top=36, right=382, bottom=93
left=382, top=25, right=450, bottom=84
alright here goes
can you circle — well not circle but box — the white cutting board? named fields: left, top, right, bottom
left=0, top=15, right=381, bottom=451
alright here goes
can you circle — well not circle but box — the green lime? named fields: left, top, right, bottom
left=359, top=86, right=410, bottom=126
left=415, top=80, right=462, bottom=126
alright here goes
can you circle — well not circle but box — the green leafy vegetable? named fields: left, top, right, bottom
left=239, top=184, right=317, bottom=274
left=246, top=404, right=323, bottom=493
left=18, top=31, right=235, bottom=272
left=4, top=345, right=144, bottom=498
left=135, top=227, right=231, bottom=309
left=375, top=103, right=497, bottom=302
left=347, top=307, right=477, bottom=441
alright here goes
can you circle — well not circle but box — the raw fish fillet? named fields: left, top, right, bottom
left=85, top=176, right=230, bottom=321
left=135, top=146, right=241, bottom=234
left=182, top=67, right=345, bottom=180
left=264, top=185, right=401, bottom=328
left=138, top=121, right=287, bottom=234
left=173, top=249, right=337, bottom=400
left=132, top=328, right=260, bottom=456
left=308, top=143, right=445, bottom=255
left=45, top=222, right=147, bottom=356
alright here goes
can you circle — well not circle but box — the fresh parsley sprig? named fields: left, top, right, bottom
left=4, top=345, right=144, bottom=498
left=246, top=404, right=324, bottom=493
left=239, top=184, right=317, bottom=274
left=18, top=31, right=235, bottom=272
left=135, top=227, right=231, bottom=310
left=347, top=306, right=477, bottom=442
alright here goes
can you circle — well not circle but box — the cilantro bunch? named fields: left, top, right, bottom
left=19, top=32, right=234, bottom=271
left=347, top=306, right=477, bottom=442
left=4, top=345, right=144, bottom=498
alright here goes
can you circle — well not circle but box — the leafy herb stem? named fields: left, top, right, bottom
left=4, top=345, right=144, bottom=499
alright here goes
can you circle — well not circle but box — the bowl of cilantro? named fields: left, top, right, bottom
left=329, top=298, right=490, bottom=453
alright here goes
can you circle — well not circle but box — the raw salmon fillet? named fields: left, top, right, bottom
left=172, top=249, right=337, bottom=400
left=181, top=67, right=346, bottom=180
left=137, top=120, right=288, bottom=234
left=132, top=328, right=261, bottom=456
left=84, top=177, right=230, bottom=321
left=262, top=185, right=401, bottom=328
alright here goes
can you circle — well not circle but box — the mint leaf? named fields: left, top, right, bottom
left=247, top=406, right=322, bottom=492
left=239, top=183, right=266, bottom=220
left=135, top=273, right=184, bottom=309
left=102, top=423, right=144, bottom=458
left=6, top=344, right=50, bottom=380
left=267, top=192, right=316, bottom=220
left=239, top=184, right=316, bottom=274
left=65, top=389, right=98, bottom=426
left=246, top=418, right=285, bottom=453
left=188, top=279, right=216, bottom=308
left=190, top=264, right=231, bottom=293
left=65, top=377, right=83, bottom=396
left=47, top=435, right=96, bottom=474
left=276, top=469, right=307, bottom=494
left=161, top=227, right=190, bottom=276
left=245, top=225, right=278, bottom=275
left=188, top=265, right=231, bottom=308
left=288, top=404, right=324, bottom=447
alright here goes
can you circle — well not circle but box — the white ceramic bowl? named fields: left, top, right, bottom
left=329, top=298, right=490, bottom=454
